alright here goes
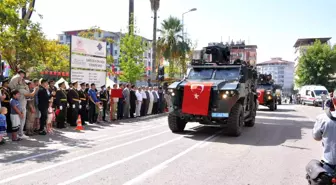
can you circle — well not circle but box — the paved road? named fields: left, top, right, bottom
left=0, top=104, right=326, bottom=185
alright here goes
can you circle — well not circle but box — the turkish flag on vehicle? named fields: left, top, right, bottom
left=182, top=82, right=213, bottom=116
left=257, top=89, right=265, bottom=104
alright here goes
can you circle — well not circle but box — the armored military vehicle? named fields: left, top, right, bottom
left=256, top=74, right=277, bottom=111
left=167, top=43, right=258, bottom=137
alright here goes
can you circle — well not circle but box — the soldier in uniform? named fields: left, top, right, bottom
left=55, top=81, right=68, bottom=128
left=1, top=78, right=11, bottom=133
left=67, top=81, right=80, bottom=126
left=99, top=85, right=108, bottom=122
left=78, top=82, right=88, bottom=124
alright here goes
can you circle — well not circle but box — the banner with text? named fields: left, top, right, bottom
left=71, top=54, right=106, bottom=70
left=70, top=35, right=107, bottom=90
left=71, top=69, right=106, bottom=88
left=71, top=35, right=107, bottom=58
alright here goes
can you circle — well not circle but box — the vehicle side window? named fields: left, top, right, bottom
left=306, top=90, right=310, bottom=96
left=311, top=91, right=315, bottom=97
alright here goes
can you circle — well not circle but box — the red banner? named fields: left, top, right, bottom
left=257, top=89, right=265, bottom=104
left=111, top=89, right=123, bottom=98
left=182, top=82, right=213, bottom=116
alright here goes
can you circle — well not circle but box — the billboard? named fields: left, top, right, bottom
left=70, top=35, right=107, bottom=89
left=71, top=35, right=107, bottom=57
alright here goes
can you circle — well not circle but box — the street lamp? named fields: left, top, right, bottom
left=182, top=8, right=197, bottom=41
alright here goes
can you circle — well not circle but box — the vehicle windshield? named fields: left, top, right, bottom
left=257, top=84, right=273, bottom=90
left=314, top=90, right=328, bottom=96
left=214, top=68, right=240, bottom=80
left=188, top=68, right=214, bottom=79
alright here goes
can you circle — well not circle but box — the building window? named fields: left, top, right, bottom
left=114, top=59, right=118, bottom=64
left=114, top=50, right=118, bottom=55
left=98, top=32, right=101, bottom=37
left=59, top=35, right=63, bottom=40
left=148, top=62, right=151, bottom=67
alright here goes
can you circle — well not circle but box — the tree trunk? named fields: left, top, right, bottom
left=151, top=9, right=158, bottom=81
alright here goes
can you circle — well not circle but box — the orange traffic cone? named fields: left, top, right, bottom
left=75, top=115, right=84, bottom=131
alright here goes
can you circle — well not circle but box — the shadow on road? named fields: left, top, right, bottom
left=179, top=117, right=314, bottom=147
left=0, top=130, right=97, bottom=164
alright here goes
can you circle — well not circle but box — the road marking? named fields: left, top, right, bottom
left=0, top=125, right=164, bottom=168
left=97, top=125, right=163, bottom=142
left=0, top=135, right=108, bottom=167
left=58, top=136, right=184, bottom=185
left=117, top=129, right=135, bottom=134
left=0, top=130, right=169, bottom=184
left=123, top=129, right=224, bottom=185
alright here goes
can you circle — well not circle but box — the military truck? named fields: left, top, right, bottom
left=256, top=74, right=277, bottom=111
left=167, top=43, right=258, bottom=137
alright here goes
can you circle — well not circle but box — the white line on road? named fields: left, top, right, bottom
left=0, top=125, right=164, bottom=169
left=57, top=136, right=184, bottom=185
left=0, top=130, right=169, bottom=184
left=117, top=129, right=135, bottom=134
left=123, top=129, right=224, bottom=185
left=97, top=125, right=164, bottom=142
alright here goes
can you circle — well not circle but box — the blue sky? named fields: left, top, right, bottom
left=31, top=0, right=336, bottom=63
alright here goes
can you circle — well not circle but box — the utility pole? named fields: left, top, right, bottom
left=128, top=0, right=134, bottom=35
left=152, top=0, right=158, bottom=82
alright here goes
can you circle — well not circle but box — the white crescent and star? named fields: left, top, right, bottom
left=190, top=84, right=205, bottom=100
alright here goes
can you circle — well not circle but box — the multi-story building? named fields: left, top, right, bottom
left=193, top=41, right=258, bottom=64
left=257, top=57, right=295, bottom=93
left=57, top=29, right=153, bottom=82
left=228, top=41, right=257, bottom=65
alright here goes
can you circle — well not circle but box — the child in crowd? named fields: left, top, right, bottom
left=0, top=107, right=8, bottom=144
left=10, top=90, right=23, bottom=141
left=47, top=101, right=54, bottom=134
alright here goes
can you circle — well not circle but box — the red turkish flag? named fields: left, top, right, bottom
left=257, top=89, right=265, bottom=104
left=182, top=82, right=213, bottom=116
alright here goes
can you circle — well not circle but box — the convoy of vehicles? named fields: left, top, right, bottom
left=299, top=85, right=328, bottom=106
left=256, top=74, right=277, bottom=111
left=167, top=43, right=258, bottom=137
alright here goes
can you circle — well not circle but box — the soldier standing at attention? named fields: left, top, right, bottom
left=67, top=81, right=80, bottom=126
left=99, top=85, right=108, bottom=122
left=1, top=79, right=11, bottom=133
left=55, top=81, right=68, bottom=128
left=78, top=82, right=88, bottom=124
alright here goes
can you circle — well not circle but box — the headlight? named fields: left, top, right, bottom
left=267, top=96, right=272, bottom=100
left=168, top=89, right=175, bottom=96
left=221, top=90, right=236, bottom=99
left=266, top=91, right=271, bottom=95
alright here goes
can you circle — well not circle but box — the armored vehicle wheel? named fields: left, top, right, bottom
left=269, top=101, right=276, bottom=111
left=168, top=113, right=187, bottom=133
left=227, top=103, right=244, bottom=137
left=245, top=101, right=256, bottom=127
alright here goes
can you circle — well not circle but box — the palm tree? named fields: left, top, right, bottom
left=150, top=0, right=160, bottom=80
left=158, top=16, right=183, bottom=77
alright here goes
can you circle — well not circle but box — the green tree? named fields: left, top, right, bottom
left=0, top=0, right=44, bottom=73
left=118, top=26, right=147, bottom=84
left=158, top=16, right=183, bottom=77
left=295, top=40, right=336, bottom=89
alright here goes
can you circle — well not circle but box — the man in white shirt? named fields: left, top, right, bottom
left=147, top=87, right=154, bottom=115
left=321, top=92, right=327, bottom=110
left=135, top=87, right=142, bottom=117
left=152, top=86, right=160, bottom=114
left=140, top=86, right=147, bottom=116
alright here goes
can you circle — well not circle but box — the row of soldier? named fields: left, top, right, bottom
left=0, top=70, right=168, bottom=140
